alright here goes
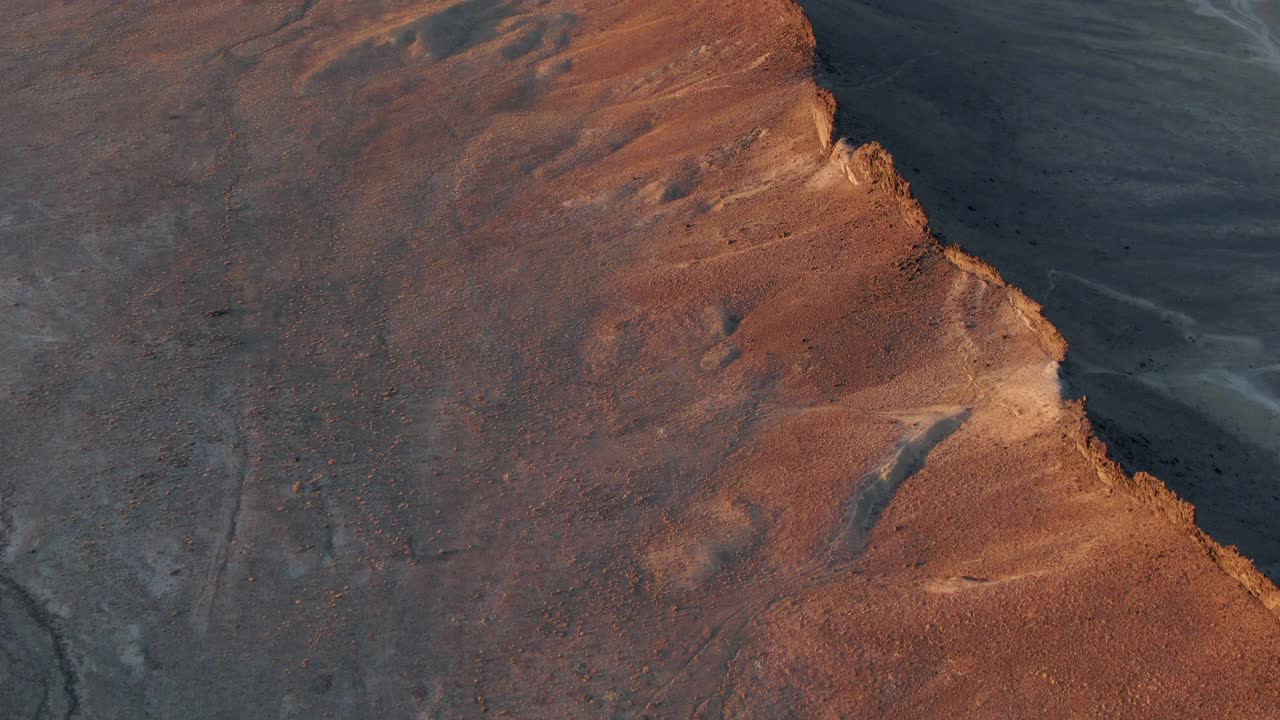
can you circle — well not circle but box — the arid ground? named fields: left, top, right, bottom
left=3, top=1, right=1280, bottom=718
left=801, top=0, right=1280, bottom=577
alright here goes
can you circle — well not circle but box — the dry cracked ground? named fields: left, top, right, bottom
left=3, top=1, right=1280, bottom=718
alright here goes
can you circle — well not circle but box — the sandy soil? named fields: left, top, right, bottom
left=2, top=0, right=1280, bottom=717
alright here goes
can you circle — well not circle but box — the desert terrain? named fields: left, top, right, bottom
left=800, top=0, right=1280, bottom=577
left=3, top=0, right=1280, bottom=717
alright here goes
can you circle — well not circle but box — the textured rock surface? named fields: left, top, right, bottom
left=799, top=0, right=1280, bottom=578
left=2, top=1, right=1279, bottom=717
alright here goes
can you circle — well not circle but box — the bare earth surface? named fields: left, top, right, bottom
left=3, top=1, right=1280, bottom=717
left=799, top=0, right=1280, bottom=578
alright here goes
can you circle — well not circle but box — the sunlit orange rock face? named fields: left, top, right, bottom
left=2, top=1, right=1279, bottom=717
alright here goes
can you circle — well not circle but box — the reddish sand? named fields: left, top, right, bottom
left=2, top=0, right=1279, bottom=717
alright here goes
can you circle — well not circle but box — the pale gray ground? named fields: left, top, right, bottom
left=800, top=0, right=1280, bottom=576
